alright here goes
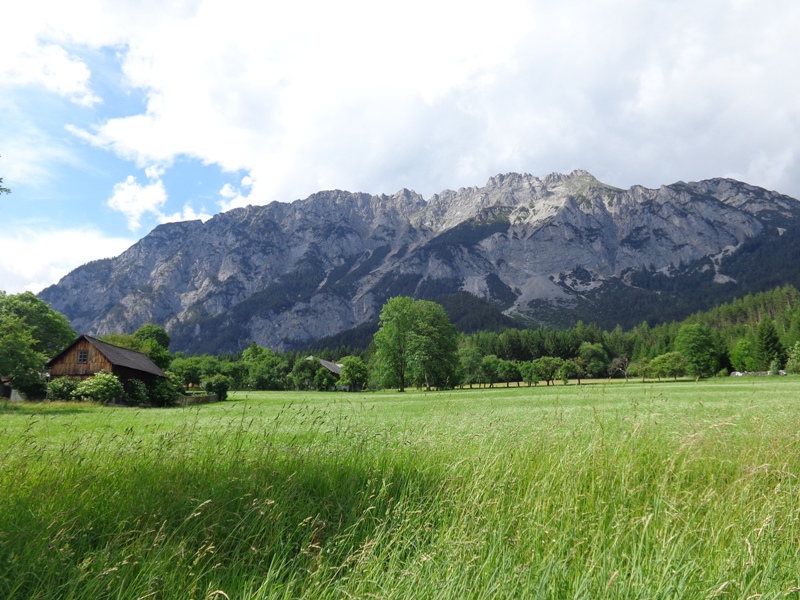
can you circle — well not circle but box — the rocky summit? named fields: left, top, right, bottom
left=39, top=170, right=800, bottom=354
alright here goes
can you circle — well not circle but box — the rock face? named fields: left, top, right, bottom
left=39, top=170, right=800, bottom=353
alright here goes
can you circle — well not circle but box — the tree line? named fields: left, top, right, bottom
left=3, top=284, right=800, bottom=403
left=161, top=286, right=800, bottom=393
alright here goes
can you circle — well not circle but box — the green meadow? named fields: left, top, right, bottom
left=2, top=378, right=800, bottom=599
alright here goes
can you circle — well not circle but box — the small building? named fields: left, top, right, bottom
left=47, top=335, right=167, bottom=387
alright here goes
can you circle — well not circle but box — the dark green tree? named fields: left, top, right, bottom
left=0, top=314, right=49, bottom=397
left=99, top=331, right=170, bottom=370
left=149, top=374, right=183, bottom=406
left=240, top=343, right=288, bottom=390
left=124, top=378, right=149, bottom=405
left=314, top=368, right=337, bottom=391
left=457, top=339, right=483, bottom=388
left=99, top=332, right=142, bottom=351
left=288, top=358, right=320, bottom=391
left=479, top=355, right=502, bottom=388
left=201, top=374, right=232, bottom=401
left=140, top=339, right=171, bottom=370
left=578, top=342, right=610, bottom=378
left=756, top=318, right=786, bottom=370
left=406, top=300, right=459, bottom=390
left=675, top=324, right=719, bottom=378
left=496, top=359, right=520, bottom=387
left=133, top=324, right=171, bottom=350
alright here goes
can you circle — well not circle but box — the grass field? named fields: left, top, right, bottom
left=1, top=378, right=800, bottom=599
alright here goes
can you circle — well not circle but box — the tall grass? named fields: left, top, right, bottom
left=1, top=379, right=799, bottom=598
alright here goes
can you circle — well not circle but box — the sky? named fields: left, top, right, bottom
left=2, top=0, right=799, bottom=295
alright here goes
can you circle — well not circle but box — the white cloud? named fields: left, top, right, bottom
left=0, top=42, right=100, bottom=106
left=219, top=176, right=255, bottom=211
left=159, top=204, right=213, bottom=224
left=2, top=0, right=799, bottom=299
left=107, top=173, right=168, bottom=230
left=107, top=167, right=215, bottom=230
left=0, top=227, right=134, bottom=295
left=7, top=0, right=800, bottom=211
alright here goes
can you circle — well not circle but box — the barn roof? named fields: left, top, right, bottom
left=318, top=359, right=342, bottom=376
left=47, top=335, right=168, bottom=378
left=305, top=356, right=342, bottom=376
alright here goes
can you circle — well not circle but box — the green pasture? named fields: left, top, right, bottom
left=1, top=378, right=800, bottom=598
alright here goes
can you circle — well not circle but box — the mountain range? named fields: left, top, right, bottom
left=39, top=170, right=800, bottom=354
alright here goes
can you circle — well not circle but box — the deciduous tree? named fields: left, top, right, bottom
left=648, top=352, right=687, bottom=381
left=480, top=354, right=501, bottom=388
left=373, top=297, right=415, bottom=391
left=133, top=324, right=171, bottom=350
left=578, top=342, right=609, bottom=378
left=785, top=342, right=800, bottom=374
left=0, top=291, right=75, bottom=356
left=675, top=324, right=719, bottom=378
left=339, top=356, right=368, bottom=391
left=532, top=356, right=564, bottom=386
left=457, top=340, right=483, bottom=388
left=373, top=297, right=458, bottom=391
left=518, top=361, right=540, bottom=387
left=0, top=291, right=75, bottom=398
left=406, top=300, right=459, bottom=390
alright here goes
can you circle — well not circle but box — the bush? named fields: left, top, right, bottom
left=14, top=372, right=48, bottom=400
left=201, top=374, right=232, bottom=401
left=47, top=377, right=80, bottom=400
left=149, top=374, right=183, bottom=407
left=73, top=371, right=124, bottom=404
left=124, top=378, right=149, bottom=405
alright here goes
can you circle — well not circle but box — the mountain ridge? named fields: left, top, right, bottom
left=39, top=170, right=800, bottom=353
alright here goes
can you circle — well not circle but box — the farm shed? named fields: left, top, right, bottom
left=47, top=335, right=167, bottom=387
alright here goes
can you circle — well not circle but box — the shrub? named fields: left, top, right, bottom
left=73, top=371, right=124, bottom=404
left=201, top=374, right=232, bottom=401
left=785, top=342, right=800, bottom=375
left=47, top=376, right=80, bottom=400
left=124, top=378, right=149, bottom=405
left=314, top=368, right=337, bottom=391
left=149, top=374, right=183, bottom=407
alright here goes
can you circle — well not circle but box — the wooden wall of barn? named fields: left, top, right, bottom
left=48, top=338, right=113, bottom=379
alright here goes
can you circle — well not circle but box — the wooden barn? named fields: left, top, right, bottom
left=47, top=335, right=168, bottom=387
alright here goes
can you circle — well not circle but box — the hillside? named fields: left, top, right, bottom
left=39, top=170, right=800, bottom=353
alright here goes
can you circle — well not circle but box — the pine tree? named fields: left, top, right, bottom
left=756, top=318, right=786, bottom=370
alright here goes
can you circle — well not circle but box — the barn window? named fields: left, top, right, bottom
left=77, top=350, right=88, bottom=364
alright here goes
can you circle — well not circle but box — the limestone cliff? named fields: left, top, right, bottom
left=39, top=171, right=800, bottom=353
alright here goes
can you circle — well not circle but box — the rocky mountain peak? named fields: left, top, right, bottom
left=39, top=171, right=800, bottom=354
